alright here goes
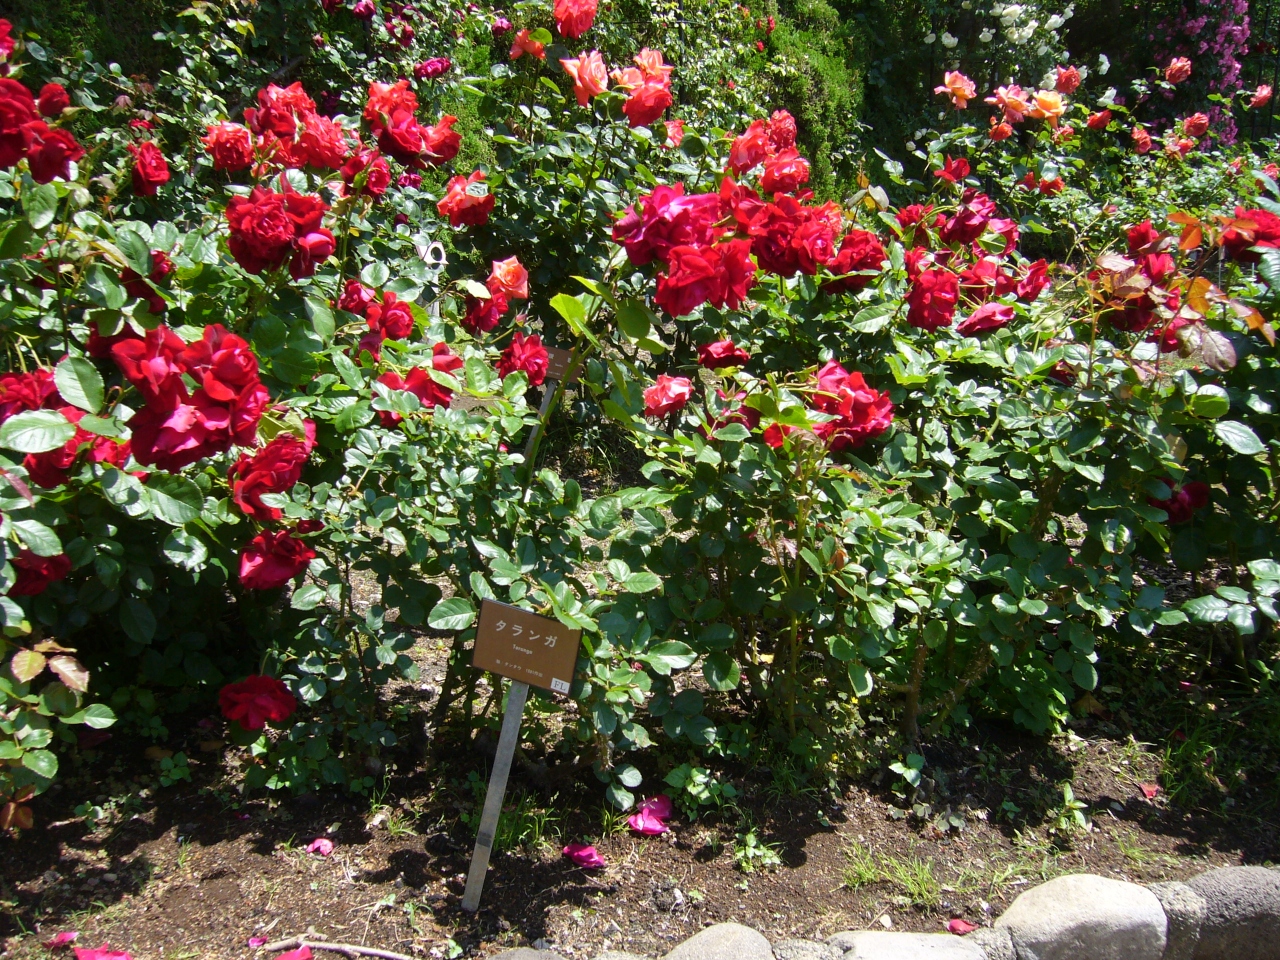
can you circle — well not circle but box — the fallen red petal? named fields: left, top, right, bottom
left=947, top=918, right=979, bottom=934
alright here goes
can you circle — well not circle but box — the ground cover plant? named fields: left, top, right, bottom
left=0, top=0, right=1278, bottom=954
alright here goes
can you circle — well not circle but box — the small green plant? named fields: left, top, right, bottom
left=158, top=753, right=191, bottom=788
left=842, top=843, right=881, bottom=890
left=889, top=754, right=926, bottom=795
left=881, top=854, right=942, bottom=909
left=663, top=764, right=738, bottom=819
left=1046, top=783, right=1090, bottom=839
left=460, top=774, right=559, bottom=853
left=733, top=828, right=783, bottom=873
left=600, top=803, right=630, bottom=836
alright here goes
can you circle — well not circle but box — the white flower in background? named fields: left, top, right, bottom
left=1038, top=47, right=1051, bottom=59
left=1046, top=14, right=1065, bottom=29
left=1041, top=69, right=1057, bottom=88
left=914, top=128, right=928, bottom=139
left=938, top=110, right=947, bottom=120
left=906, top=141, right=917, bottom=151
left=1078, top=64, right=1089, bottom=80
left=1001, top=4, right=1024, bottom=24
left=961, top=1, right=972, bottom=8
left=1099, top=85, right=1117, bottom=106
left=979, top=28, right=994, bottom=41
left=941, top=31, right=959, bottom=47
left=924, top=32, right=937, bottom=43
left=1098, top=53, right=1110, bottom=74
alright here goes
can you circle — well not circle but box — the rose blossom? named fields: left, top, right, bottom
left=1086, top=109, right=1112, bottom=130
left=759, top=148, right=810, bottom=194
left=128, top=141, right=170, bottom=197
left=228, top=427, right=316, bottom=520
left=438, top=171, right=494, bottom=227
left=984, top=84, right=1031, bottom=123
left=1132, top=125, right=1153, bottom=154
left=238, top=524, right=320, bottom=591
left=664, top=119, right=685, bottom=148
left=810, top=361, right=893, bottom=451
left=1027, top=90, right=1065, bottom=126
left=413, top=57, right=451, bottom=79
left=643, top=374, right=693, bottom=417
left=698, top=340, right=750, bottom=369
left=825, top=230, right=886, bottom=293
left=1250, top=84, right=1273, bottom=109
left=727, top=119, right=769, bottom=174
left=202, top=121, right=254, bottom=171
left=488, top=256, right=529, bottom=299
left=1182, top=113, right=1209, bottom=137
left=375, top=345, right=464, bottom=426
left=561, top=51, right=608, bottom=106
left=956, top=302, right=1015, bottom=335
left=23, top=122, right=85, bottom=184
left=37, top=83, right=70, bottom=118
left=218, top=674, right=298, bottom=728
left=1165, top=57, right=1192, bottom=84
left=934, top=70, right=976, bottom=108
left=622, top=78, right=672, bottom=128
left=1149, top=481, right=1210, bottom=524
left=554, top=0, right=597, bottom=39
left=496, top=332, right=549, bottom=385
left=340, top=148, right=391, bottom=198
left=9, top=550, right=72, bottom=596
left=1055, top=66, right=1081, bottom=94
left=510, top=29, right=546, bottom=60
left=906, top=269, right=959, bottom=330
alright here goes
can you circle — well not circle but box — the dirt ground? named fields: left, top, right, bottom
left=2, top=649, right=1276, bottom=960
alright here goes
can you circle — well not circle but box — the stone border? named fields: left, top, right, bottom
left=492, top=865, right=1280, bottom=960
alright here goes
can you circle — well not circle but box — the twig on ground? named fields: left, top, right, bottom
left=260, top=937, right=416, bottom=960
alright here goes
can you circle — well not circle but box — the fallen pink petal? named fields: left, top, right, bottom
left=273, top=949, right=312, bottom=960
left=306, top=838, right=334, bottom=856
left=1140, top=783, right=1161, bottom=799
left=248, top=937, right=268, bottom=948
left=637, top=794, right=674, bottom=819
left=563, top=842, right=605, bottom=868
left=44, top=932, right=78, bottom=949
left=73, top=945, right=133, bottom=960
left=947, top=918, right=979, bottom=935
left=627, top=808, right=669, bottom=835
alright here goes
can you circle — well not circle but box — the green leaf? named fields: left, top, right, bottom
left=1214, top=420, right=1265, bottom=456
left=11, top=518, right=62, bottom=556
left=1184, top=595, right=1229, bottom=622
left=306, top=298, right=336, bottom=342
left=65, top=703, right=116, bottom=729
left=848, top=663, right=874, bottom=697
left=163, top=529, right=208, bottom=570
left=101, top=467, right=151, bottom=518
left=24, top=183, right=58, bottom=230
left=145, top=475, right=202, bottom=526
left=703, top=652, right=740, bottom=691
left=645, top=640, right=696, bottom=674
left=605, top=782, right=634, bottom=810
left=361, top=262, right=390, bottom=287
left=291, top=584, right=325, bottom=610
left=119, top=597, right=156, bottom=644
left=1248, top=559, right=1280, bottom=580
left=848, top=303, right=895, bottom=333
left=427, top=596, right=476, bottom=630
left=465, top=356, right=499, bottom=394
left=22, top=748, right=57, bottom=779
left=550, top=293, right=588, bottom=336
left=271, top=348, right=319, bottom=386
left=55, top=357, right=104, bottom=413
left=115, top=227, right=153, bottom=276
left=1072, top=661, right=1098, bottom=690
left=622, top=571, right=662, bottom=593
left=1, top=409, right=76, bottom=453
left=1188, top=385, right=1229, bottom=419
left=713, top=423, right=751, bottom=442
left=616, top=763, right=643, bottom=788
left=615, top=300, right=651, bottom=340
left=1216, top=585, right=1251, bottom=604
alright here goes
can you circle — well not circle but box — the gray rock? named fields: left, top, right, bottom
left=966, top=927, right=1015, bottom=960
left=822, top=932, right=985, bottom=959
left=994, top=873, right=1166, bottom=960
left=1148, top=881, right=1206, bottom=960
left=664, top=924, right=773, bottom=960
left=772, top=940, right=841, bottom=960
left=825, top=933, right=861, bottom=954
left=1185, top=866, right=1280, bottom=960
left=495, top=950, right=567, bottom=960
left=595, top=952, right=650, bottom=960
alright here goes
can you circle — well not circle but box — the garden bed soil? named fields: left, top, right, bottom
left=1, top=682, right=1276, bottom=960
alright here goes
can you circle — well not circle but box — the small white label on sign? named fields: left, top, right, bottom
left=550, top=677, right=571, bottom=694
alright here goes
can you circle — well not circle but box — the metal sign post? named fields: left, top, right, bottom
left=459, top=599, right=582, bottom=913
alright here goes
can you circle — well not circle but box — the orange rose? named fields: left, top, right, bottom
left=437, top=171, right=495, bottom=227
left=934, top=71, right=976, bottom=109
left=561, top=50, right=608, bottom=106
left=984, top=84, right=1031, bottom=123
left=1165, top=58, right=1192, bottom=83
left=553, top=0, right=597, bottom=39
left=989, top=120, right=1013, bottom=141
left=510, top=28, right=546, bottom=60
left=1132, top=125, right=1153, bottom=155
left=1027, top=90, right=1065, bottom=127
left=1182, top=113, right=1209, bottom=137
left=633, top=48, right=673, bottom=83
left=488, top=256, right=529, bottom=300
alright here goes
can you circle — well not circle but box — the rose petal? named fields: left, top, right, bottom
left=249, top=937, right=268, bottom=948
left=627, top=810, right=668, bottom=835
left=44, top=932, right=79, bottom=949
left=306, top=838, right=334, bottom=856
left=1140, top=783, right=1160, bottom=799
left=947, top=918, right=979, bottom=935
left=562, top=842, right=605, bottom=868
left=637, top=795, right=674, bottom=819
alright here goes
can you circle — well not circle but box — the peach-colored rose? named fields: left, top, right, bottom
left=561, top=50, right=608, bottom=106
left=488, top=256, right=529, bottom=300
left=984, top=84, right=1031, bottom=123
left=1182, top=113, right=1209, bottom=137
left=1250, top=84, right=1273, bottom=109
left=934, top=71, right=976, bottom=108
left=1165, top=57, right=1192, bottom=84
left=1027, top=90, right=1066, bottom=126
left=510, top=28, right=546, bottom=60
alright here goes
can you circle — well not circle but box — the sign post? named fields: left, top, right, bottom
left=459, top=599, right=582, bottom=912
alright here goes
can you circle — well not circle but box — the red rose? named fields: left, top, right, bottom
left=366, top=291, right=415, bottom=340
left=462, top=290, right=509, bottom=334
left=414, top=57, right=452, bottom=79
left=554, top=0, right=597, bottom=37
left=295, top=114, right=350, bottom=169
left=698, top=339, right=750, bottom=369
left=1148, top=316, right=1194, bottom=353
left=22, top=121, right=85, bottom=184
left=290, top=228, right=335, bottom=279
left=623, top=78, right=672, bottom=129
left=228, top=427, right=315, bottom=520
left=376, top=344, right=464, bottom=426
left=1086, top=109, right=1112, bottom=130
left=1018, top=260, right=1051, bottom=301
left=1132, top=125, right=1152, bottom=154
left=496, top=332, right=549, bottom=386
left=225, top=187, right=298, bottom=274
left=933, top=156, right=970, bottom=183
left=1182, top=112, right=1209, bottom=138
left=422, top=115, right=461, bottom=166
left=337, top=279, right=376, bottom=315
left=792, top=212, right=838, bottom=275
left=37, top=83, right=70, bottom=118
left=232, top=382, right=270, bottom=446
left=0, top=80, right=37, bottom=169
left=8, top=550, right=72, bottom=597
left=203, top=121, right=255, bottom=171
left=365, top=80, right=419, bottom=130
left=183, top=324, right=260, bottom=403
left=655, top=245, right=719, bottom=316
left=23, top=406, right=86, bottom=488
left=128, top=393, right=235, bottom=471
left=1054, top=66, right=1081, bottom=94
left=714, top=239, right=758, bottom=309
left=1149, top=481, right=1209, bottom=524
left=825, top=230, right=886, bottom=293
left=128, top=141, right=170, bottom=197
left=340, top=148, right=391, bottom=198
left=0, top=19, right=15, bottom=61
left=376, top=109, right=426, bottom=166
left=727, top=120, right=769, bottom=174
left=239, top=525, right=317, bottom=591
left=760, top=148, right=810, bottom=194
left=643, top=374, right=693, bottom=417
left=810, top=361, right=893, bottom=451
left=0, top=369, right=59, bottom=423
left=956, top=302, right=1014, bottom=335
left=1221, top=206, right=1280, bottom=262
left=959, top=258, right=1015, bottom=303
left=896, top=204, right=933, bottom=229
left=938, top=189, right=996, bottom=245
left=747, top=195, right=809, bottom=276
left=245, top=82, right=317, bottom=138
left=111, top=326, right=188, bottom=409
left=438, top=171, right=494, bottom=227
left=218, top=674, right=298, bottom=729
left=906, top=269, right=959, bottom=331
left=989, top=121, right=1013, bottom=141
left=611, top=183, right=722, bottom=266
left=767, top=110, right=797, bottom=150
